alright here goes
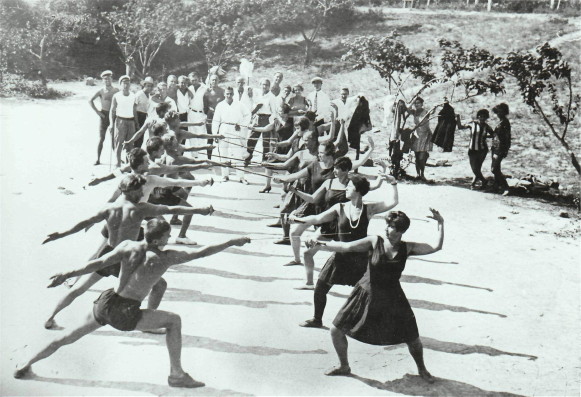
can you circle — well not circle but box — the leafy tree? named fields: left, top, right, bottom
left=0, top=0, right=89, bottom=85
left=174, top=0, right=260, bottom=74
left=498, top=43, right=580, bottom=174
left=104, top=0, right=182, bottom=79
left=264, top=0, right=356, bottom=66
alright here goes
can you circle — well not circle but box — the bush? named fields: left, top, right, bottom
left=0, top=74, right=71, bottom=99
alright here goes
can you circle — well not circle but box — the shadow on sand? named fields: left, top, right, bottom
left=188, top=224, right=274, bottom=236
left=384, top=337, right=537, bottom=360
left=190, top=193, right=262, bottom=201
left=400, top=274, right=493, bottom=292
left=349, top=373, right=524, bottom=396
left=408, top=257, right=460, bottom=265
left=27, top=373, right=251, bottom=396
left=162, top=287, right=312, bottom=308
left=170, top=264, right=302, bottom=282
left=224, top=247, right=289, bottom=258
left=327, top=293, right=505, bottom=317
left=94, top=330, right=328, bottom=356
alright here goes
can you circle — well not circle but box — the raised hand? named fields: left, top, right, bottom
left=48, top=273, right=69, bottom=288
left=367, top=135, right=375, bottom=149
left=427, top=208, right=444, bottom=223
left=273, top=177, right=283, bottom=184
left=43, top=232, right=62, bottom=244
left=374, top=159, right=388, bottom=171
left=204, top=205, right=215, bottom=216
left=382, top=173, right=397, bottom=184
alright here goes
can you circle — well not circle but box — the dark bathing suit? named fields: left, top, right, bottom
left=93, top=288, right=143, bottom=331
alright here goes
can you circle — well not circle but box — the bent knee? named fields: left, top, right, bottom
left=153, top=278, right=168, bottom=291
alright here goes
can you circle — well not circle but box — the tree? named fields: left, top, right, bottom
left=498, top=43, right=580, bottom=174
left=0, top=0, right=89, bottom=85
left=264, top=0, right=355, bottom=66
left=104, top=0, right=182, bottom=79
left=174, top=0, right=260, bottom=74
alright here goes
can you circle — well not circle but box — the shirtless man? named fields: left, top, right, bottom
left=15, top=218, right=251, bottom=388
left=203, top=74, right=225, bottom=159
left=42, top=174, right=214, bottom=329
left=89, top=70, right=119, bottom=165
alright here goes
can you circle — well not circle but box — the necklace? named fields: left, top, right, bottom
left=348, top=202, right=363, bottom=230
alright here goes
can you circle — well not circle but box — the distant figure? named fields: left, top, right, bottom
left=203, top=74, right=225, bottom=159
left=88, top=70, right=119, bottom=165
left=490, top=103, right=511, bottom=196
left=457, top=108, right=493, bottom=189
left=108, top=75, right=137, bottom=168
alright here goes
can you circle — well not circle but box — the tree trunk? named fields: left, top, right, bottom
left=550, top=0, right=555, bottom=9
left=556, top=0, right=561, bottom=9
left=475, top=0, right=479, bottom=5
left=487, top=0, right=492, bottom=11
left=303, top=39, right=313, bottom=67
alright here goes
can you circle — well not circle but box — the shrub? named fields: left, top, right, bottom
left=0, top=74, right=70, bottom=99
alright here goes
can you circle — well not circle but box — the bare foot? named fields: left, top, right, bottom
left=325, top=365, right=351, bottom=376
left=419, top=369, right=435, bottom=383
left=14, top=366, right=32, bottom=379
left=44, top=319, right=63, bottom=330
left=168, top=372, right=205, bottom=388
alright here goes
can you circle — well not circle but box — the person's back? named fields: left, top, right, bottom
left=104, top=197, right=144, bottom=247
left=116, top=242, right=167, bottom=301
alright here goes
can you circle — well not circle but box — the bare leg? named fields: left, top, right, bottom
left=45, top=272, right=103, bottom=329
left=16, top=312, right=103, bottom=377
left=175, top=198, right=194, bottom=242
left=407, top=337, right=435, bottom=383
left=96, top=126, right=106, bottom=164
left=290, top=223, right=309, bottom=264
left=299, top=233, right=325, bottom=288
left=325, top=326, right=351, bottom=375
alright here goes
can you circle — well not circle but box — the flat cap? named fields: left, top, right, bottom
left=100, top=70, right=113, bottom=78
left=311, top=76, right=323, bottom=84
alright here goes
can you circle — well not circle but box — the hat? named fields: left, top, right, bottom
left=100, top=70, right=113, bottom=78
left=118, top=75, right=130, bottom=84
left=311, top=76, right=323, bottom=84
left=142, top=76, right=154, bottom=85
left=119, top=174, right=147, bottom=193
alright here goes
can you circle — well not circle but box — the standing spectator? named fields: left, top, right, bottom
left=307, top=77, right=332, bottom=128
left=407, top=97, right=433, bottom=181
left=288, top=84, right=309, bottom=126
left=457, top=109, right=493, bottom=189
left=271, top=72, right=284, bottom=97
left=187, top=71, right=207, bottom=155
left=89, top=70, right=119, bottom=165
left=166, top=75, right=178, bottom=102
left=245, top=78, right=277, bottom=170
left=490, top=103, right=511, bottom=195
left=109, top=75, right=137, bottom=168
left=203, top=74, right=225, bottom=159
left=133, top=76, right=154, bottom=149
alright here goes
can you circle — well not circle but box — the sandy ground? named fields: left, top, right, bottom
left=1, top=84, right=579, bottom=396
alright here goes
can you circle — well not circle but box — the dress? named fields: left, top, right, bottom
left=431, top=102, right=456, bottom=152
left=319, top=179, right=348, bottom=237
left=318, top=203, right=369, bottom=286
left=333, top=237, right=419, bottom=345
left=410, top=109, right=433, bottom=152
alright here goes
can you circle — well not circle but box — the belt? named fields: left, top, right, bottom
left=189, top=108, right=204, bottom=113
left=117, top=116, right=134, bottom=121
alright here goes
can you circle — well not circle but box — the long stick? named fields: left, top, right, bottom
left=214, top=207, right=280, bottom=218
left=199, top=152, right=262, bottom=165
left=227, top=164, right=271, bottom=178
left=251, top=232, right=352, bottom=240
left=222, top=138, right=265, bottom=155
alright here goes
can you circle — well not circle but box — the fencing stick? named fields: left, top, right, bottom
left=214, top=207, right=280, bottom=219
left=221, top=138, right=265, bottom=155
left=226, top=164, right=272, bottom=178
left=198, top=152, right=262, bottom=166
left=251, top=232, right=353, bottom=241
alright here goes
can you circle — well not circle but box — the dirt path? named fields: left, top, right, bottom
left=1, top=84, right=579, bottom=396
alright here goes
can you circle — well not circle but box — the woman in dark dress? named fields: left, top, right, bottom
left=309, top=208, right=444, bottom=383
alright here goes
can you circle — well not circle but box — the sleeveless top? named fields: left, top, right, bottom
left=337, top=203, right=369, bottom=243
left=324, top=179, right=347, bottom=210
left=307, top=161, right=334, bottom=197
left=360, top=236, right=408, bottom=291
left=114, top=92, right=136, bottom=118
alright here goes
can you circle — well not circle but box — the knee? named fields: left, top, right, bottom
left=170, top=313, right=182, bottom=329
left=330, top=326, right=344, bottom=339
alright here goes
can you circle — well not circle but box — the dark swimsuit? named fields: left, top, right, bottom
left=319, top=179, right=348, bottom=237
left=333, top=237, right=419, bottom=345
left=93, top=288, right=143, bottom=331
left=319, top=203, right=369, bottom=286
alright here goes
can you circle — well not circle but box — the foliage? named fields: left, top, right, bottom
left=104, top=0, right=182, bottom=79
left=262, top=0, right=356, bottom=66
left=0, top=73, right=70, bottom=98
left=497, top=43, right=580, bottom=173
left=0, top=0, right=90, bottom=84
left=342, top=32, right=435, bottom=92
left=174, top=0, right=260, bottom=74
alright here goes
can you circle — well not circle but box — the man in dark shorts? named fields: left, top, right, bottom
left=15, top=218, right=251, bottom=388
left=89, top=70, right=119, bottom=165
left=42, top=174, right=214, bottom=330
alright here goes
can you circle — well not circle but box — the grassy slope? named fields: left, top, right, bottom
left=227, top=10, right=581, bottom=199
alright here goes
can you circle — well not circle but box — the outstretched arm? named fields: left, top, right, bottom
left=166, top=237, right=251, bottom=265
left=148, top=174, right=213, bottom=189
left=273, top=166, right=309, bottom=184
left=287, top=180, right=328, bottom=204
left=141, top=203, right=214, bottom=217
left=88, top=165, right=131, bottom=186
left=290, top=202, right=338, bottom=226
left=311, top=235, right=377, bottom=253
left=366, top=174, right=398, bottom=217
left=48, top=242, right=130, bottom=287
left=407, top=209, right=444, bottom=256
left=351, top=136, right=375, bottom=170
left=43, top=209, right=108, bottom=244
left=125, top=119, right=151, bottom=145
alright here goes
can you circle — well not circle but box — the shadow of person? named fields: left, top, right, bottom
left=211, top=211, right=272, bottom=221
left=169, top=264, right=303, bottom=282
left=384, top=337, right=537, bottom=361
left=224, top=247, right=289, bottom=258
left=408, top=299, right=506, bottom=318
left=24, top=373, right=252, bottom=396
left=350, top=373, right=524, bottom=396
left=400, top=274, right=493, bottom=292
left=93, top=330, right=328, bottom=356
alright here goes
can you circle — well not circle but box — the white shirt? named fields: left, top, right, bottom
left=135, top=90, right=150, bottom=113
left=188, top=83, right=207, bottom=112
left=114, top=92, right=136, bottom=118
left=332, top=97, right=357, bottom=122
left=164, top=97, right=178, bottom=112
left=253, top=90, right=277, bottom=115
left=176, top=89, right=192, bottom=114
left=307, top=90, right=331, bottom=121
left=212, top=100, right=243, bottom=135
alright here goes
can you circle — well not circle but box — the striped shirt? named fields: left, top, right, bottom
left=468, top=121, right=492, bottom=151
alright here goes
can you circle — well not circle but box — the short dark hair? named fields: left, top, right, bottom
left=492, top=103, right=509, bottom=116
left=414, top=96, right=424, bottom=104
left=334, top=156, right=352, bottom=172
left=151, top=123, right=166, bottom=137
left=349, top=174, right=370, bottom=196
left=225, top=86, right=234, bottom=92
left=305, top=111, right=317, bottom=122
left=320, top=141, right=336, bottom=157
left=385, top=211, right=410, bottom=233
left=128, top=148, right=148, bottom=170
left=476, top=109, right=490, bottom=119
left=155, top=102, right=170, bottom=117
left=298, top=117, right=310, bottom=131
left=145, top=218, right=171, bottom=244
left=280, top=103, right=291, bottom=115
left=146, top=137, right=164, bottom=155
left=118, top=174, right=147, bottom=193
